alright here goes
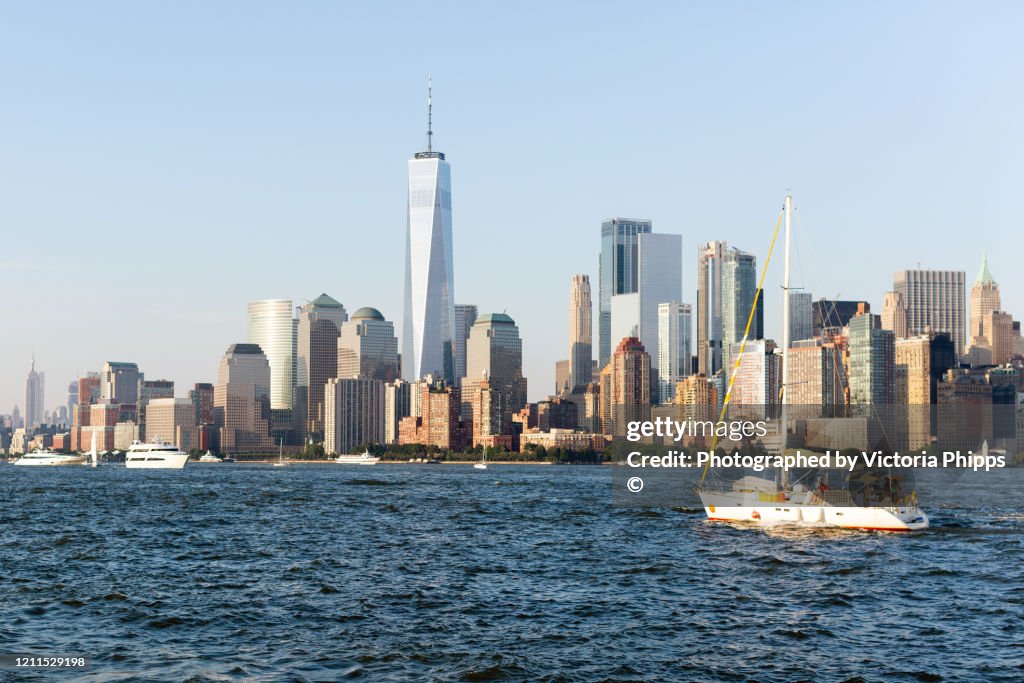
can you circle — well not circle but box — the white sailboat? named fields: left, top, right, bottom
left=696, top=194, right=929, bottom=532
left=85, top=431, right=99, bottom=467
left=473, top=448, right=488, bottom=470
left=273, top=439, right=288, bottom=467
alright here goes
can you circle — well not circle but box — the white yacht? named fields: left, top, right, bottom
left=198, top=451, right=223, bottom=463
left=125, top=440, right=190, bottom=469
left=14, top=449, right=87, bottom=467
left=334, top=449, right=380, bottom=465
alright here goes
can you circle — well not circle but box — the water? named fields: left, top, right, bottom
left=1, top=464, right=1022, bottom=682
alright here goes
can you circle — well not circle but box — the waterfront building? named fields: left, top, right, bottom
left=324, top=378, right=385, bottom=455
left=146, top=398, right=198, bottom=451
left=338, top=307, right=401, bottom=382
left=398, top=380, right=466, bottom=451
left=295, top=293, right=347, bottom=442
left=462, top=313, right=527, bottom=440
left=893, top=269, right=966, bottom=356
left=568, top=275, right=593, bottom=391
left=599, top=218, right=653, bottom=367
left=403, top=79, right=455, bottom=382
left=214, top=343, right=273, bottom=452
left=598, top=337, right=651, bottom=437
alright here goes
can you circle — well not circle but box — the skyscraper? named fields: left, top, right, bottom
left=721, top=248, right=758, bottom=373
left=568, top=275, right=593, bottom=392
left=295, top=293, right=347, bottom=441
left=338, top=307, right=401, bottom=382
left=214, top=343, right=272, bottom=452
left=848, top=312, right=895, bottom=406
left=599, top=218, right=653, bottom=367
left=324, top=378, right=386, bottom=455
left=881, top=291, right=908, bottom=339
left=789, top=291, right=813, bottom=342
left=100, top=361, right=140, bottom=406
left=403, top=78, right=455, bottom=383
left=893, top=269, right=966, bottom=356
left=968, top=253, right=1000, bottom=349
left=696, top=241, right=728, bottom=377
left=598, top=337, right=651, bottom=437
left=452, top=304, right=478, bottom=387
left=610, top=232, right=682, bottom=389
left=247, top=299, right=295, bottom=413
left=657, top=302, right=692, bottom=404
left=25, top=357, right=44, bottom=430
left=462, top=313, right=527, bottom=438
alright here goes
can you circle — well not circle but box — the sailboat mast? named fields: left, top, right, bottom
left=780, top=194, right=793, bottom=488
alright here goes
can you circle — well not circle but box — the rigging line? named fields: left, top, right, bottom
left=700, top=207, right=785, bottom=484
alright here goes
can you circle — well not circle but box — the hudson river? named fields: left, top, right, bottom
left=1, top=464, right=1021, bottom=681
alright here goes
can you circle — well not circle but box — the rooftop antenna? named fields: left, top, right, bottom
left=426, top=74, right=433, bottom=153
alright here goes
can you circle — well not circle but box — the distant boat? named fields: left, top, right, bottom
left=273, top=439, right=288, bottom=467
left=473, top=449, right=488, bottom=470
left=83, top=431, right=99, bottom=467
left=14, top=449, right=87, bottom=467
left=334, top=449, right=380, bottom=465
left=199, top=451, right=223, bottom=463
left=125, top=440, right=189, bottom=470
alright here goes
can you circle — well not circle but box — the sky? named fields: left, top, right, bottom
left=2, top=1, right=1023, bottom=412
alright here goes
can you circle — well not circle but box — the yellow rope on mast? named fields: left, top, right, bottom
left=699, top=209, right=784, bottom=484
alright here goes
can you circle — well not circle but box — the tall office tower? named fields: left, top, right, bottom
left=462, top=313, right=527, bottom=437
left=403, top=79, right=455, bottom=383
left=725, top=340, right=781, bottom=414
left=384, top=379, right=411, bottom=445
left=896, top=335, right=934, bottom=450
left=452, top=304, right=478, bottom=387
left=598, top=337, right=651, bottom=437
left=657, top=302, right=692, bottom=404
left=214, top=343, right=273, bottom=452
left=721, top=248, right=758, bottom=374
left=338, top=307, right=401, bottom=383
left=987, top=311, right=1015, bottom=366
left=295, top=293, right=347, bottom=441
left=788, top=339, right=847, bottom=414
left=610, top=232, right=682, bottom=384
left=847, top=312, right=895, bottom=406
left=881, top=291, right=908, bottom=339
left=324, top=378, right=386, bottom=455
left=696, top=241, right=728, bottom=377
left=138, top=379, right=174, bottom=435
left=100, top=362, right=140, bottom=406
left=190, top=382, right=215, bottom=425
left=247, top=299, right=295, bottom=415
left=599, top=218, right=654, bottom=367
left=568, top=275, right=593, bottom=391
left=67, top=380, right=78, bottom=419
left=969, top=254, right=1000, bottom=347
left=25, top=357, right=44, bottom=430
left=893, top=269, right=966, bottom=356
left=146, top=398, right=198, bottom=451
left=11, top=405, right=21, bottom=429
left=789, top=291, right=813, bottom=342
left=554, top=359, right=571, bottom=395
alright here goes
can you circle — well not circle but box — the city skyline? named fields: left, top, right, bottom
left=3, top=2, right=1023, bottom=412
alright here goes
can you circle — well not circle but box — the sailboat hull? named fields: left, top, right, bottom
left=698, top=489, right=929, bottom=531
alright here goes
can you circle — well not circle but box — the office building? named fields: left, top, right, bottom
left=696, top=241, right=728, bottom=377
left=893, top=269, right=966, bottom=356
left=599, top=218, right=653, bottom=367
left=338, top=307, right=401, bottom=382
left=721, top=248, right=758, bottom=373
left=295, top=293, right=347, bottom=441
left=598, top=337, right=651, bottom=437
left=146, top=398, right=198, bottom=451
left=384, top=379, right=411, bottom=445
left=453, top=304, right=478, bottom=387
left=214, top=343, right=273, bottom=452
left=657, top=302, right=692, bottom=404
left=881, top=291, right=908, bottom=339
left=25, top=357, right=44, bottom=430
left=568, top=275, right=593, bottom=391
left=462, top=313, right=527, bottom=439
left=969, top=253, right=1000, bottom=349
left=403, top=80, right=455, bottom=382
left=789, top=291, right=813, bottom=342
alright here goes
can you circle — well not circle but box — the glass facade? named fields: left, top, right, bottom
left=893, top=270, right=966, bottom=356
left=696, top=241, right=727, bottom=377
left=338, top=308, right=400, bottom=382
left=599, top=218, right=653, bottom=368
left=463, top=313, right=527, bottom=435
left=214, top=343, right=273, bottom=451
left=721, top=248, right=757, bottom=373
left=247, top=300, right=295, bottom=412
left=403, top=154, right=455, bottom=382
left=657, top=302, right=692, bottom=404
left=452, top=304, right=478, bottom=387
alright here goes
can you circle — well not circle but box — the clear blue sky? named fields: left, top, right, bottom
left=2, top=1, right=1022, bottom=412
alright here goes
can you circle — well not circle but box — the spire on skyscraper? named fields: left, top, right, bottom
left=975, top=252, right=995, bottom=285
left=426, top=75, right=433, bottom=154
